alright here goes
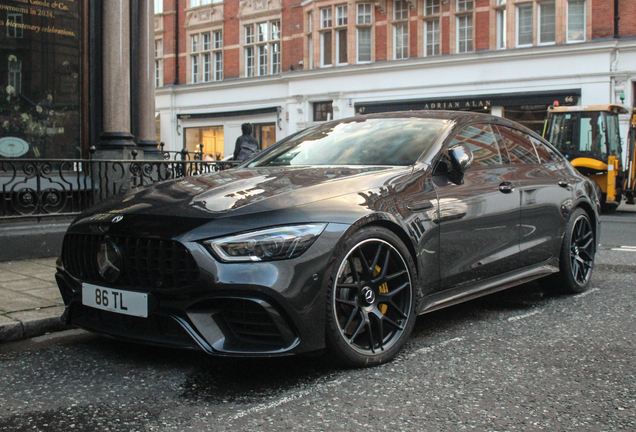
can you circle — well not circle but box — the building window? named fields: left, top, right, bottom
left=8, top=59, right=22, bottom=94
left=456, top=14, right=473, bottom=53
left=357, top=2, right=372, bottom=24
left=425, top=0, right=440, bottom=16
left=154, top=0, right=163, bottom=14
left=516, top=4, right=533, bottom=47
left=190, top=0, right=222, bottom=6
left=356, top=3, right=372, bottom=63
left=393, top=0, right=409, bottom=60
left=539, top=1, right=556, bottom=44
left=424, top=19, right=440, bottom=56
left=496, top=4, right=506, bottom=49
left=336, top=5, right=348, bottom=26
left=155, top=39, right=163, bottom=87
left=244, top=21, right=280, bottom=76
left=567, top=0, right=585, bottom=42
left=246, top=47, right=255, bottom=77
left=7, top=13, right=24, bottom=38
left=321, top=7, right=333, bottom=28
left=190, top=31, right=222, bottom=83
left=319, top=6, right=348, bottom=66
left=313, top=101, right=334, bottom=122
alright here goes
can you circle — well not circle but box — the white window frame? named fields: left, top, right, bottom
left=244, top=21, right=281, bottom=76
left=336, top=5, right=348, bottom=26
left=357, top=3, right=372, bottom=24
left=456, top=0, right=473, bottom=12
left=357, top=27, right=372, bottom=63
left=424, top=19, right=440, bottom=57
left=425, top=0, right=440, bottom=16
left=321, top=30, right=333, bottom=66
left=516, top=4, right=533, bottom=47
left=245, top=46, right=255, bottom=77
left=393, top=22, right=408, bottom=60
left=567, top=0, right=586, bottom=43
left=191, top=55, right=199, bottom=84
left=394, top=0, right=409, bottom=20
left=538, top=1, right=556, bottom=45
left=496, top=7, right=506, bottom=49
left=155, top=39, right=163, bottom=87
left=321, top=8, right=333, bottom=28
left=456, top=14, right=473, bottom=53
left=154, top=0, right=163, bottom=14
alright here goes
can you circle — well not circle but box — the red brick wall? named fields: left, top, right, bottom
left=225, top=48, right=240, bottom=79
left=619, top=0, right=636, bottom=37
left=376, top=24, right=387, bottom=61
left=410, top=19, right=418, bottom=58
left=592, top=0, right=614, bottom=39
left=442, top=16, right=450, bottom=54
left=475, top=11, right=490, bottom=51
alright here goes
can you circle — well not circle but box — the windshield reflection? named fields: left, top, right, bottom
left=251, top=118, right=448, bottom=167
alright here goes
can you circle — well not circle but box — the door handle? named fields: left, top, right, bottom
left=558, top=180, right=570, bottom=188
left=499, top=182, right=514, bottom=193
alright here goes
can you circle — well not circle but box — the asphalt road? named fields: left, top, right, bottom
left=1, top=208, right=635, bottom=432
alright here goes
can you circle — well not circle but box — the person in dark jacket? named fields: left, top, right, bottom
left=233, top=123, right=259, bottom=162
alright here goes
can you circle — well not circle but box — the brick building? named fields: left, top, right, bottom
left=153, top=0, right=636, bottom=160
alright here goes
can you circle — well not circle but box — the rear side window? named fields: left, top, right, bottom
left=450, top=124, right=503, bottom=168
left=496, top=125, right=539, bottom=164
left=530, top=136, right=560, bottom=163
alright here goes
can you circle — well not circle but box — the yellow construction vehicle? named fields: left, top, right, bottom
left=544, top=104, right=636, bottom=212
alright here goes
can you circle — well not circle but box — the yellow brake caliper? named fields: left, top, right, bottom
left=374, top=265, right=388, bottom=314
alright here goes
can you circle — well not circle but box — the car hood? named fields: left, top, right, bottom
left=71, top=166, right=412, bottom=238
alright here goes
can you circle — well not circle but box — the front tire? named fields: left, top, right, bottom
left=553, top=208, right=596, bottom=294
left=325, top=227, right=417, bottom=367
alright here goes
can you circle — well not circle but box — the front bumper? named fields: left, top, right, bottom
left=56, top=223, right=349, bottom=356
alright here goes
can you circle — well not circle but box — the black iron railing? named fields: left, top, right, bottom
left=0, top=147, right=239, bottom=220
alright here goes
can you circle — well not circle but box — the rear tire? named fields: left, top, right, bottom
left=325, top=227, right=417, bottom=367
left=550, top=208, right=596, bottom=294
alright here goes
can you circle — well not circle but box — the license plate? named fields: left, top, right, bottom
left=82, top=283, right=148, bottom=318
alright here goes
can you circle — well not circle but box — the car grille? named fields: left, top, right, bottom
left=220, top=299, right=285, bottom=346
left=62, top=234, right=199, bottom=290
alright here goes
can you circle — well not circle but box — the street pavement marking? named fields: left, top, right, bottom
left=507, top=309, right=542, bottom=322
left=574, top=287, right=600, bottom=298
left=224, top=377, right=348, bottom=422
left=610, top=246, right=636, bottom=251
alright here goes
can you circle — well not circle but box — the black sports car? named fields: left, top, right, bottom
left=56, top=111, right=599, bottom=367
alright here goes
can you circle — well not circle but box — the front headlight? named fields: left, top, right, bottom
left=203, top=224, right=327, bottom=262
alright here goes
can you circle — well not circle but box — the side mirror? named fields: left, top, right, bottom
left=448, top=143, right=473, bottom=174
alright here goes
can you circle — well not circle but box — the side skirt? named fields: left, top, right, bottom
left=416, top=259, right=559, bottom=315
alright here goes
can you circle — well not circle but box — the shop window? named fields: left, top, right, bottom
left=155, top=39, right=163, bottom=87
left=516, top=4, right=533, bottom=47
left=539, top=1, right=556, bottom=44
left=253, top=123, right=277, bottom=150
left=567, top=0, right=585, bottom=42
left=456, top=14, right=473, bottom=53
left=185, top=126, right=225, bottom=160
left=244, top=21, right=281, bottom=76
left=313, top=101, right=334, bottom=122
left=503, top=104, right=550, bottom=135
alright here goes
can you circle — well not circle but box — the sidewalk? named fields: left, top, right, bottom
left=0, top=257, right=69, bottom=342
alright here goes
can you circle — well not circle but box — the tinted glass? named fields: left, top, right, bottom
left=450, top=124, right=502, bottom=167
left=530, top=136, right=559, bottom=163
left=252, top=118, right=448, bottom=167
left=496, top=125, right=539, bottom=164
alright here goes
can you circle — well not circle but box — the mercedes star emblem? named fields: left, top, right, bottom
left=97, top=241, right=122, bottom=283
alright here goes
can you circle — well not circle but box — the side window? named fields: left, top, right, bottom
left=496, top=125, right=539, bottom=164
left=530, top=137, right=561, bottom=163
left=450, top=123, right=503, bottom=168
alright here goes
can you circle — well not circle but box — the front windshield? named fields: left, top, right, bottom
left=250, top=117, right=448, bottom=167
left=547, top=111, right=622, bottom=161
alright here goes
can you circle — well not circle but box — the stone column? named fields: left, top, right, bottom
left=137, top=0, right=159, bottom=153
left=99, top=0, right=135, bottom=149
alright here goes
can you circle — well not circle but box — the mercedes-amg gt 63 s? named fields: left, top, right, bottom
left=56, top=111, right=599, bottom=367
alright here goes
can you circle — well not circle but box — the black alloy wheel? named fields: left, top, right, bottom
left=549, top=208, right=596, bottom=294
left=326, top=227, right=417, bottom=367
left=569, top=212, right=595, bottom=286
